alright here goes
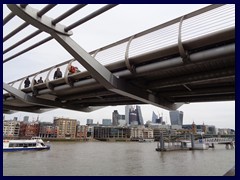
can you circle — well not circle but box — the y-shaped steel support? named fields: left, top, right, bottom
left=3, top=82, right=103, bottom=112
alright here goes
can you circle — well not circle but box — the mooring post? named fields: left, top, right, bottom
left=160, top=132, right=164, bottom=151
left=191, top=133, right=195, bottom=149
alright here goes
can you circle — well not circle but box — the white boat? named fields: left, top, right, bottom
left=3, top=137, right=50, bottom=152
left=139, top=138, right=155, bottom=142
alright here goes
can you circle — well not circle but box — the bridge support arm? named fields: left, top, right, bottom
left=3, top=82, right=103, bottom=112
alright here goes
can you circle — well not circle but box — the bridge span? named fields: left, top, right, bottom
left=197, top=138, right=235, bottom=144
left=3, top=4, right=235, bottom=113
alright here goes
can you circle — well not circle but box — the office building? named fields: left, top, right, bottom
left=3, top=120, right=20, bottom=138
left=112, top=110, right=126, bottom=126
left=23, top=116, right=29, bottom=123
left=152, top=111, right=158, bottom=123
left=102, top=119, right=112, bottom=126
left=112, top=110, right=119, bottom=126
left=130, top=126, right=153, bottom=140
left=152, top=111, right=163, bottom=124
left=136, top=105, right=144, bottom=125
left=86, top=119, right=93, bottom=125
left=76, top=125, right=88, bottom=139
left=53, top=117, right=77, bottom=139
left=19, top=121, right=40, bottom=138
left=39, top=122, right=58, bottom=138
left=156, top=116, right=163, bottom=124
left=125, top=105, right=130, bottom=125
left=94, top=126, right=131, bottom=140
left=169, top=110, right=183, bottom=125
left=125, top=105, right=144, bottom=126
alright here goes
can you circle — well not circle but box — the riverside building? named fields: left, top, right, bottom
left=53, top=117, right=77, bottom=139
left=3, top=120, right=20, bottom=138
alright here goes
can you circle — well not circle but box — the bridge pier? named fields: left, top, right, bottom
left=225, top=144, right=230, bottom=149
left=209, top=143, right=215, bottom=148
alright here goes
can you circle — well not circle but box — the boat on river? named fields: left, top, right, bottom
left=3, top=137, right=50, bottom=152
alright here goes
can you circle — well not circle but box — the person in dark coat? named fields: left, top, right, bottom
left=24, top=77, right=30, bottom=88
left=54, top=68, right=62, bottom=79
left=37, top=77, right=43, bottom=83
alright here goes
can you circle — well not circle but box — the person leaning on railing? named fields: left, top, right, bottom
left=67, top=63, right=80, bottom=86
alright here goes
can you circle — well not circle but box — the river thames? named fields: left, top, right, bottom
left=3, top=141, right=235, bottom=176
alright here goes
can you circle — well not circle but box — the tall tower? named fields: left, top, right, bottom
left=152, top=111, right=158, bottom=123
left=136, top=105, right=144, bottom=125
left=192, top=121, right=197, bottom=134
left=169, top=110, right=183, bottom=125
left=126, top=105, right=144, bottom=126
left=202, top=122, right=207, bottom=134
left=125, top=105, right=130, bottom=126
left=129, top=111, right=138, bottom=125
left=112, top=110, right=119, bottom=126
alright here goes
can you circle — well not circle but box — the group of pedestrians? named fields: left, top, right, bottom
left=24, top=65, right=80, bottom=88
left=24, top=77, right=44, bottom=88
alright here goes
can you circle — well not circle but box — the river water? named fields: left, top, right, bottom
left=3, top=141, right=235, bottom=176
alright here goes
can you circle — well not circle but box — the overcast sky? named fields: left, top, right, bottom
left=3, top=4, right=235, bottom=129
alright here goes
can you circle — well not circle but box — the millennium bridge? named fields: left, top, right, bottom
left=3, top=4, right=235, bottom=113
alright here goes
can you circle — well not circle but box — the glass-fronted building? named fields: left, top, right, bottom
left=169, top=111, right=183, bottom=125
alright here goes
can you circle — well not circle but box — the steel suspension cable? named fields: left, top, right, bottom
left=64, top=4, right=118, bottom=32
left=37, top=4, right=57, bottom=17
left=52, top=4, right=87, bottom=25
left=3, top=12, right=15, bottom=25
left=3, top=36, right=53, bottom=63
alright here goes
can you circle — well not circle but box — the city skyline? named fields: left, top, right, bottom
left=3, top=4, right=235, bottom=130
left=4, top=102, right=235, bottom=129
